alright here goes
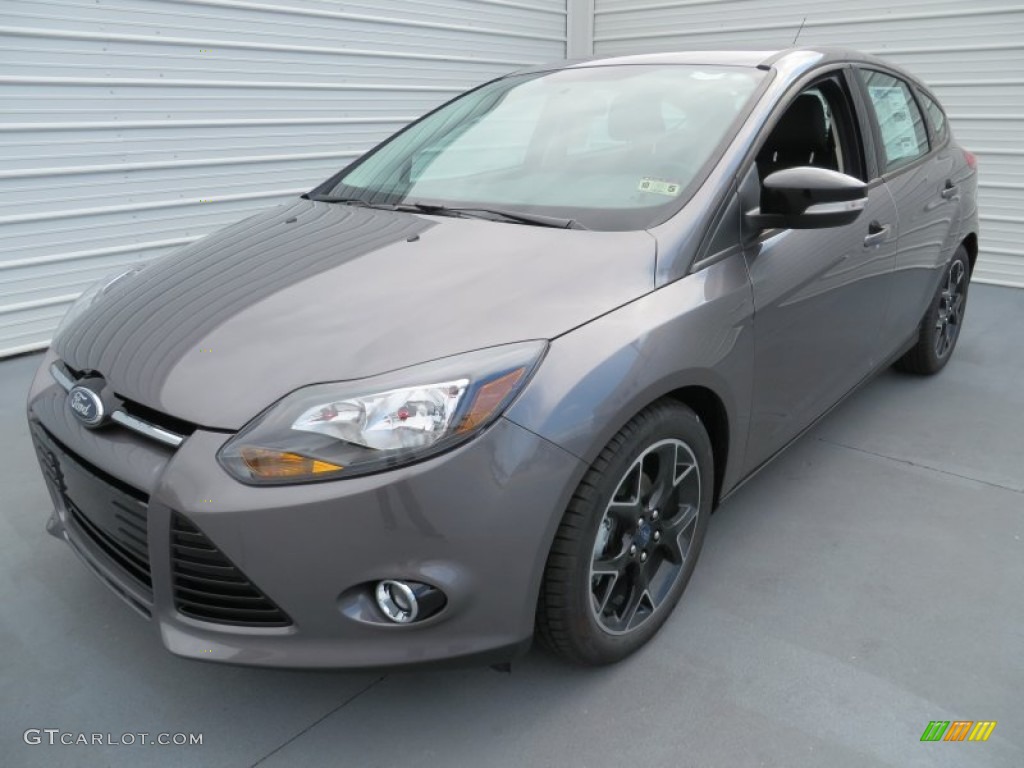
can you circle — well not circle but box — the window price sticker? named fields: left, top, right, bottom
left=868, top=85, right=922, bottom=162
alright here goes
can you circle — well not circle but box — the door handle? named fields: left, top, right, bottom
left=940, top=181, right=959, bottom=200
left=863, top=221, right=890, bottom=247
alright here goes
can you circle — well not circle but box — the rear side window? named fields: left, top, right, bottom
left=858, top=69, right=930, bottom=172
left=916, top=89, right=949, bottom=145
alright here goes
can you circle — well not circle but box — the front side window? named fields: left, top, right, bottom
left=858, top=69, right=930, bottom=172
left=320, top=65, right=765, bottom=230
left=756, top=74, right=866, bottom=183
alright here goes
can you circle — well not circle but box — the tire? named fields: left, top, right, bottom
left=537, top=400, right=713, bottom=665
left=895, top=245, right=971, bottom=375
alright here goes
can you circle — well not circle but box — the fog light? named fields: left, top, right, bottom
left=374, top=580, right=445, bottom=624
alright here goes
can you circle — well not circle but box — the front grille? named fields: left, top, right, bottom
left=32, top=423, right=153, bottom=592
left=34, top=433, right=61, bottom=488
left=116, top=396, right=197, bottom=439
left=54, top=359, right=196, bottom=445
left=170, top=513, right=291, bottom=627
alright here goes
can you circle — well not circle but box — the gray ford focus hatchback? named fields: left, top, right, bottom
left=28, top=48, right=978, bottom=668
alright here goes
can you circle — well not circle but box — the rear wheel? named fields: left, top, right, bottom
left=895, top=245, right=970, bottom=375
left=537, top=401, right=712, bottom=665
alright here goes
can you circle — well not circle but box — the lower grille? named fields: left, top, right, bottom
left=170, top=513, right=291, bottom=627
left=67, top=498, right=150, bottom=588
left=32, top=423, right=152, bottom=591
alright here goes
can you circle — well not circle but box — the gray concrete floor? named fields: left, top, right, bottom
left=2, top=284, right=1022, bottom=768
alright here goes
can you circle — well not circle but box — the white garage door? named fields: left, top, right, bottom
left=0, top=0, right=567, bottom=357
left=593, top=0, right=1024, bottom=288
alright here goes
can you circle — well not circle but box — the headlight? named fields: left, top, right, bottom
left=217, top=341, right=547, bottom=484
left=54, top=266, right=142, bottom=340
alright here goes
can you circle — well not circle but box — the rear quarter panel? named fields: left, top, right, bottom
left=879, top=140, right=969, bottom=342
left=954, top=139, right=981, bottom=261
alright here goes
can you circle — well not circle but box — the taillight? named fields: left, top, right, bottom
left=963, top=149, right=978, bottom=170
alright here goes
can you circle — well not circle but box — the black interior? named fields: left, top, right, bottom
left=757, top=92, right=836, bottom=179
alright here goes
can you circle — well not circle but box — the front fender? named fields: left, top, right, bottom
left=506, top=252, right=754, bottom=496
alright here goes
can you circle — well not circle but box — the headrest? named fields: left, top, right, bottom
left=769, top=93, right=828, bottom=152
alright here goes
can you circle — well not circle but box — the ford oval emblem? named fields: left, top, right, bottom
left=68, top=385, right=105, bottom=427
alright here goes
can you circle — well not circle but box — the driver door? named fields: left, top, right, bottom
left=742, top=69, right=898, bottom=471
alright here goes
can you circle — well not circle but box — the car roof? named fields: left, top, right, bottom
left=507, top=47, right=935, bottom=104
left=534, top=46, right=905, bottom=74
left=524, top=47, right=929, bottom=94
left=566, top=50, right=782, bottom=68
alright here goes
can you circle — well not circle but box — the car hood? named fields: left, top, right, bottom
left=55, top=198, right=656, bottom=429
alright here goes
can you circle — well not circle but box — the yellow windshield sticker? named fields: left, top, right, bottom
left=638, top=178, right=682, bottom=197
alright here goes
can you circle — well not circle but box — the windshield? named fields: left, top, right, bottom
left=315, top=64, right=765, bottom=231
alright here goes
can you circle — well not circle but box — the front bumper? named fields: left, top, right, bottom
left=28, top=353, right=585, bottom=668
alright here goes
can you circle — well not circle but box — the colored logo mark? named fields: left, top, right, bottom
left=920, top=721, right=997, bottom=742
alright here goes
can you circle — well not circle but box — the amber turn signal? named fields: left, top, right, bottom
left=456, top=367, right=525, bottom=433
left=239, top=446, right=344, bottom=479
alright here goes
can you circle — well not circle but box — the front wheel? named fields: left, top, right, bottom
left=895, top=245, right=971, bottom=375
left=537, top=401, right=712, bottom=665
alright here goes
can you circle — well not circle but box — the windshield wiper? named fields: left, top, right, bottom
left=405, top=202, right=586, bottom=230
left=306, top=196, right=585, bottom=230
left=305, top=195, right=394, bottom=209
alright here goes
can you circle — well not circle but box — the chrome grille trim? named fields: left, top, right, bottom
left=50, top=362, right=74, bottom=391
left=110, top=410, right=185, bottom=448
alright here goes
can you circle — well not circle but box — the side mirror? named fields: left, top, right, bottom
left=745, top=167, right=867, bottom=230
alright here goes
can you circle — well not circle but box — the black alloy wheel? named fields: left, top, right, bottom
left=895, top=245, right=971, bottom=375
left=934, top=256, right=967, bottom=360
left=537, top=400, right=712, bottom=665
left=589, top=438, right=700, bottom=634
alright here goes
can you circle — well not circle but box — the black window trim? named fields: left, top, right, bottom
left=689, top=175, right=744, bottom=274
left=842, top=67, right=881, bottom=182
left=913, top=85, right=951, bottom=152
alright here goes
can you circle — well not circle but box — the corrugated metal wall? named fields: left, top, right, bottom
left=0, top=0, right=567, bottom=357
left=593, top=0, right=1024, bottom=288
